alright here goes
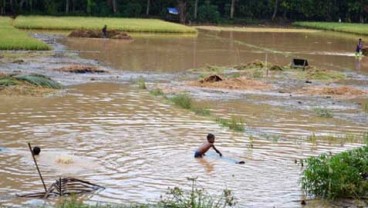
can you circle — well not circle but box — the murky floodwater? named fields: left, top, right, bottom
left=1, top=29, right=368, bottom=207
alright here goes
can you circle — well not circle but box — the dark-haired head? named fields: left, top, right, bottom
left=33, top=146, right=41, bottom=155
left=207, top=133, right=215, bottom=143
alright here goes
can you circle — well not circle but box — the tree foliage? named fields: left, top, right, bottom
left=0, top=0, right=367, bottom=23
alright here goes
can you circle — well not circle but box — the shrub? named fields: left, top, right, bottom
left=197, top=3, right=220, bottom=23
left=136, top=77, right=146, bottom=89
left=149, top=88, right=164, bottom=96
left=313, top=107, right=333, bottom=118
left=215, top=116, right=245, bottom=132
left=301, top=146, right=368, bottom=199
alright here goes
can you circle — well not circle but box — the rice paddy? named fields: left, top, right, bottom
left=0, top=17, right=50, bottom=50
left=14, top=16, right=197, bottom=34
left=293, top=22, right=368, bottom=36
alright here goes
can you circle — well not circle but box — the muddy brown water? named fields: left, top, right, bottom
left=0, top=30, right=368, bottom=207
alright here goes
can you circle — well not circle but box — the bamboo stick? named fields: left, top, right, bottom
left=27, top=143, right=47, bottom=193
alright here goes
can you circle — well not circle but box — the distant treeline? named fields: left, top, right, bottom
left=1, top=0, right=367, bottom=24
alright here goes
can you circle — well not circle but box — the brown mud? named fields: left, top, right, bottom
left=56, top=65, right=108, bottom=73
left=297, top=86, right=368, bottom=99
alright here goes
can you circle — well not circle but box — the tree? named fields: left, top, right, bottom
left=177, top=0, right=188, bottom=23
left=194, top=0, right=198, bottom=19
left=271, top=0, right=279, bottom=21
left=146, top=0, right=150, bottom=15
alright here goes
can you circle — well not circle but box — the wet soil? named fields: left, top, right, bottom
left=56, top=65, right=108, bottom=73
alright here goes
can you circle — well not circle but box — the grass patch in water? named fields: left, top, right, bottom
left=362, top=101, right=368, bottom=114
left=301, top=146, right=368, bottom=200
left=215, top=116, right=245, bottom=132
left=136, top=77, right=147, bottom=90
left=149, top=88, right=165, bottom=96
left=14, top=16, right=197, bottom=34
left=169, top=93, right=192, bottom=110
left=192, top=106, right=212, bottom=116
left=313, top=107, right=333, bottom=118
left=293, top=22, right=368, bottom=36
left=0, top=17, right=50, bottom=50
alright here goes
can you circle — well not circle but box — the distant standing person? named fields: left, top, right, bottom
left=356, top=38, right=363, bottom=57
left=194, top=133, right=222, bottom=158
left=102, top=25, right=107, bottom=38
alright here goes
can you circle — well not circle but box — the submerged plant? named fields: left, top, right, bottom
left=313, top=107, right=333, bottom=118
left=192, top=106, right=212, bottom=116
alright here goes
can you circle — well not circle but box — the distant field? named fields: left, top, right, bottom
left=0, top=17, right=50, bottom=50
left=293, top=22, right=368, bottom=36
left=196, top=26, right=319, bottom=33
left=14, top=16, right=197, bottom=34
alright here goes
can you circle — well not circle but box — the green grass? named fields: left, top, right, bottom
left=169, top=93, right=193, bottom=110
left=363, top=101, right=368, bottom=114
left=149, top=88, right=165, bottom=96
left=0, top=17, right=50, bottom=50
left=0, top=74, right=62, bottom=89
left=14, top=16, right=197, bottom=34
left=136, top=77, right=147, bottom=90
left=301, top=146, right=368, bottom=200
left=215, top=116, right=245, bottom=132
left=313, top=107, right=333, bottom=118
left=293, top=22, right=368, bottom=36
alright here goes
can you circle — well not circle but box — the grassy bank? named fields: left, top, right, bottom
left=0, top=17, right=50, bottom=50
left=293, top=22, right=368, bottom=36
left=14, top=16, right=197, bottom=34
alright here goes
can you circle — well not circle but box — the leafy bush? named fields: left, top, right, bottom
left=302, top=146, right=368, bottom=199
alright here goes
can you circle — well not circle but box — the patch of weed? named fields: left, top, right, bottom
left=136, top=77, right=146, bottom=89
left=313, top=107, right=333, bottom=118
left=215, top=116, right=245, bottom=132
left=149, top=88, right=164, bottom=96
left=169, top=93, right=192, bottom=110
left=192, top=107, right=212, bottom=116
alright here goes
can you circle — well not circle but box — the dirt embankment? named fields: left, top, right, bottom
left=297, top=86, right=368, bottom=99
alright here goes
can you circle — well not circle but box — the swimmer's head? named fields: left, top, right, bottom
left=32, top=146, right=41, bottom=155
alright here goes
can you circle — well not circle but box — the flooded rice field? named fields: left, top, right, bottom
left=0, top=29, right=368, bottom=207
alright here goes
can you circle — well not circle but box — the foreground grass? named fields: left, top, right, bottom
left=57, top=178, right=236, bottom=208
left=0, top=17, right=50, bottom=50
left=293, top=22, right=368, bottom=36
left=302, top=146, right=368, bottom=200
left=14, top=16, right=197, bottom=34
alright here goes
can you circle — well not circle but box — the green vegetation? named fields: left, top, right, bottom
left=14, top=16, right=197, bottom=34
left=169, top=93, right=193, bottom=110
left=293, top=22, right=368, bottom=36
left=363, top=101, right=368, bottom=114
left=149, top=88, right=165, bottom=97
left=215, top=116, right=245, bottom=132
left=136, top=77, right=147, bottom=90
left=301, top=146, right=368, bottom=199
left=301, top=68, right=345, bottom=81
left=0, top=17, right=50, bottom=50
left=192, top=107, right=212, bottom=116
left=0, top=74, right=62, bottom=89
left=56, top=178, right=236, bottom=208
left=313, top=107, right=333, bottom=118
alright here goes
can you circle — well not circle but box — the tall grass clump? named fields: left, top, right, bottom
left=14, top=16, right=197, bottom=34
left=14, top=74, right=63, bottom=89
left=301, top=146, right=368, bottom=199
left=293, top=22, right=368, bottom=36
left=149, top=88, right=165, bottom=96
left=136, top=77, right=146, bottom=89
left=363, top=101, right=368, bottom=114
left=313, top=107, right=333, bottom=118
left=215, top=116, right=245, bottom=132
left=0, top=17, right=50, bottom=50
left=169, top=93, right=193, bottom=110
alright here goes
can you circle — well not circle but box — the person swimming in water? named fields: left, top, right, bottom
left=194, top=133, right=222, bottom=158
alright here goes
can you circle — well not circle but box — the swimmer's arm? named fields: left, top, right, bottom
left=212, top=145, right=222, bottom=157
